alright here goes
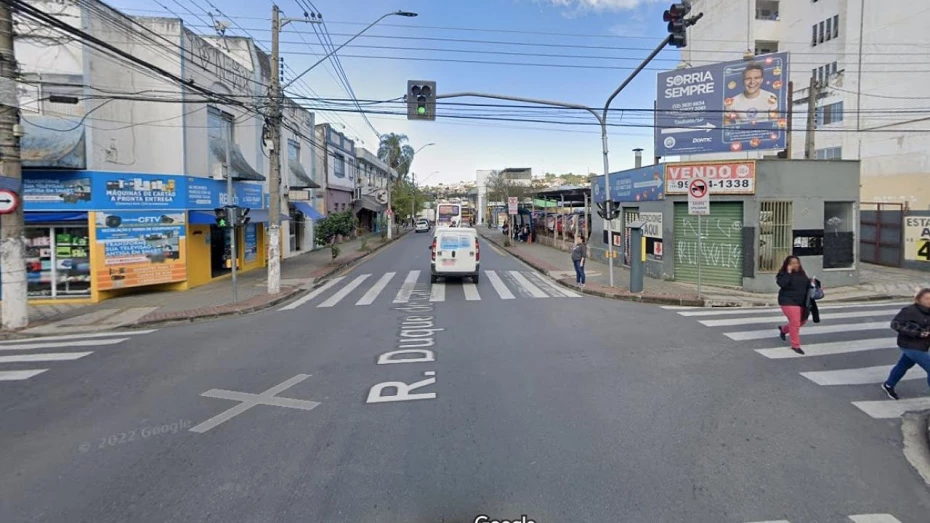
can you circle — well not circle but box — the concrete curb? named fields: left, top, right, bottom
left=127, top=230, right=410, bottom=329
left=701, top=293, right=901, bottom=308
left=478, top=231, right=705, bottom=306
left=902, top=411, right=930, bottom=488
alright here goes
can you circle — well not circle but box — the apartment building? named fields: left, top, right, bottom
left=681, top=0, right=930, bottom=208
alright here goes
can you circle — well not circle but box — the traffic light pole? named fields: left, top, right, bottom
left=225, top=120, right=238, bottom=303
left=434, top=35, right=672, bottom=289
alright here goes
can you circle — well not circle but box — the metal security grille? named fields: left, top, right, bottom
left=673, top=202, right=744, bottom=287
left=759, top=201, right=793, bottom=272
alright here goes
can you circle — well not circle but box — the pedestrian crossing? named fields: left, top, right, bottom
left=0, top=330, right=158, bottom=382
left=663, top=301, right=930, bottom=420
left=747, top=515, right=903, bottom=523
left=279, top=269, right=580, bottom=311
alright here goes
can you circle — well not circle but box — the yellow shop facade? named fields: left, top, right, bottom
left=2, top=170, right=271, bottom=304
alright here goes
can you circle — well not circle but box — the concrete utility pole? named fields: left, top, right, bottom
left=0, top=2, right=27, bottom=329
left=804, top=75, right=821, bottom=160
left=266, top=4, right=284, bottom=294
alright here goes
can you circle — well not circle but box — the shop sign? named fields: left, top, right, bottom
left=186, top=178, right=264, bottom=209
left=665, top=161, right=756, bottom=195
left=639, top=212, right=663, bottom=239
left=904, top=216, right=930, bottom=262
left=93, top=211, right=187, bottom=290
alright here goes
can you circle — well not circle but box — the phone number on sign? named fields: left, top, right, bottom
left=667, top=178, right=754, bottom=193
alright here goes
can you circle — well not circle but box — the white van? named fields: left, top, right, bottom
left=429, top=227, right=479, bottom=283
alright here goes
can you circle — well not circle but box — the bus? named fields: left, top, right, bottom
left=436, top=203, right=462, bottom=227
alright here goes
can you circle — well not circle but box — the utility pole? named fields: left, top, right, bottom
left=266, top=5, right=284, bottom=295
left=225, top=119, right=237, bottom=303
left=804, top=75, right=820, bottom=160
left=0, top=2, right=27, bottom=329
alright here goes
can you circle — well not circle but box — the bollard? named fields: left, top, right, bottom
left=627, top=220, right=645, bottom=294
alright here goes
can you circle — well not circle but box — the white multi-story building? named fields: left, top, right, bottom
left=681, top=0, right=930, bottom=208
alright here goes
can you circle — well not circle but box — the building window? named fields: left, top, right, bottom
left=18, top=226, right=92, bottom=298
left=824, top=202, right=855, bottom=268
left=759, top=201, right=793, bottom=272
left=818, top=21, right=824, bottom=43
left=755, top=0, right=779, bottom=20
left=347, top=158, right=355, bottom=180
left=811, top=24, right=817, bottom=46
left=832, top=14, right=839, bottom=38
left=815, top=146, right=842, bottom=160
left=287, top=139, right=300, bottom=161
left=816, top=102, right=844, bottom=126
left=333, top=153, right=345, bottom=178
left=207, top=107, right=235, bottom=178
left=826, top=17, right=832, bottom=41
left=755, top=40, right=778, bottom=55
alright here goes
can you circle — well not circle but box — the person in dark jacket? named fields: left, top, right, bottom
left=881, top=288, right=930, bottom=400
left=571, top=235, right=586, bottom=288
left=775, top=255, right=812, bottom=355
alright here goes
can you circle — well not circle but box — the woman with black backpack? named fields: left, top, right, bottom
left=881, top=288, right=930, bottom=400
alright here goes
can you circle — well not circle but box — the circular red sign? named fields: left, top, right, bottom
left=689, top=179, right=707, bottom=198
left=0, top=188, right=20, bottom=215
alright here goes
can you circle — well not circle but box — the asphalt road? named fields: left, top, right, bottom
left=1, top=230, right=929, bottom=523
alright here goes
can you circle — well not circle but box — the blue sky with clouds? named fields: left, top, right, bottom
left=110, top=0, right=680, bottom=186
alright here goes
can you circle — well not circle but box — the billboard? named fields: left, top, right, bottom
left=655, top=52, right=789, bottom=157
left=591, top=165, right=665, bottom=203
left=665, top=160, right=756, bottom=195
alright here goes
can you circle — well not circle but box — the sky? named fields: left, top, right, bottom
left=110, top=0, right=683, bottom=186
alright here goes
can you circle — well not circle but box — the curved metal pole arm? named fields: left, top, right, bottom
left=436, top=92, right=603, bottom=126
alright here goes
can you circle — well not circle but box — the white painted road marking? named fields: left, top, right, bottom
left=852, top=397, right=930, bottom=419
left=725, top=321, right=887, bottom=341
left=393, top=270, right=421, bottom=303
left=0, top=338, right=129, bottom=352
left=755, top=337, right=895, bottom=359
left=190, top=374, right=320, bottom=434
left=356, top=272, right=395, bottom=305
left=800, top=365, right=924, bottom=386
left=485, top=270, right=515, bottom=300
left=0, top=330, right=156, bottom=345
left=507, top=270, right=549, bottom=298
left=669, top=302, right=907, bottom=317
left=848, top=514, right=904, bottom=523
left=279, top=277, right=344, bottom=311
left=0, top=369, right=48, bottom=381
left=318, top=274, right=371, bottom=308
left=462, top=282, right=481, bottom=301
left=528, top=272, right=579, bottom=298
left=0, top=352, right=93, bottom=363
left=430, top=282, right=446, bottom=302
left=700, top=308, right=899, bottom=327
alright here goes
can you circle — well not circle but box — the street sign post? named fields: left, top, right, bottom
left=507, top=196, right=518, bottom=215
left=0, top=188, right=20, bottom=215
left=687, top=179, right=709, bottom=297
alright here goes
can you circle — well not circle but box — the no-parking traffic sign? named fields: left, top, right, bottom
left=687, top=179, right=709, bottom=216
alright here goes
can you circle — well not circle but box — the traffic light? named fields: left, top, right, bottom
left=236, top=206, right=251, bottom=227
left=214, top=207, right=230, bottom=228
left=407, top=80, right=436, bottom=121
left=664, top=2, right=691, bottom=48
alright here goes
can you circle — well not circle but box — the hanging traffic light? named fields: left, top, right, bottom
left=214, top=207, right=230, bottom=228
left=664, top=2, right=691, bottom=48
left=407, top=80, right=436, bottom=121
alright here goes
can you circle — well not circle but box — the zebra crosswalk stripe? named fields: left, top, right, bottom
left=0, top=338, right=130, bottom=352
left=527, top=272, right=579, bottom=298
left=356, top=272, right=395, bottom=306
left=507, top=270, right=548, bottom=298
left=279, top=277, right=344, bottom=311
left=462, top=282, right=481, bottom=301
left=800, top=364, right=924, bottom=386
left=485, top=270, right=515, bottom=300
left=430, top=282, right=446, bottom=302
left=848, top=515, right=904, bottom=523
left=393, top=270, right=421, bottom=304
left=0, top=329, right=157, bottom=344
left=672, top=302, right=908, bottom=317
left=755, top=338, right=896, bottom=359
left=726, top=321, right=888, bottom=341
left=701, top=308, right=900, bottom=327
left=852, top=397, right=930, bottom=419
left=0, top=352, right=93, bottom=364
left=0, top=369, right=48, bottom=381
left=318, top=274, right=371, bottom=308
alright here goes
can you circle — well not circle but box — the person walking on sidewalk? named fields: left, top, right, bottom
left=571, top=235, right=586, bottom=289
left=776, top=255, right=812, bottom=355
left=881, top=288, right=930, bottom=400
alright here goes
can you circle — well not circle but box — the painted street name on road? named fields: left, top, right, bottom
left=367, top=284, right=442, bottom=404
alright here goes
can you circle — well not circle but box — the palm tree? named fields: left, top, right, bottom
left=377, top=133, right=415, bottom=180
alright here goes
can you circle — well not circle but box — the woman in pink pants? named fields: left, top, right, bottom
left=776, top=255, right=811, bottom=355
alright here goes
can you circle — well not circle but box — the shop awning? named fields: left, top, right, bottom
left=353, top=196, right=386, bottom=214
left=292, top=200, right=323, bottom=220
left=189, top=209, right=290, bottom=225
left=208, top=135, right=266, bottom=181
left=288, top=159, right=320, bottom=189
left=20, top=115, right=87, bottom=169
left=247, top=209, right=291, bottom=223
left=24, top=211, right=88, bottom=223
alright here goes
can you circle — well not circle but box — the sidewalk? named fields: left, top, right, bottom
left=4, top=230, right=407, bottom=337
left=479, top=228, right=930, bottom=307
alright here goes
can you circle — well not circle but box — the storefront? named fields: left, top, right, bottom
left=0, top=170, right=272, bottom=303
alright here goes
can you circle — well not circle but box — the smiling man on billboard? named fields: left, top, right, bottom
left=726, top=62, right=778, bottom=125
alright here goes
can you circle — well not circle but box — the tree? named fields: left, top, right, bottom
left=377, top=133, right=416, bottom=180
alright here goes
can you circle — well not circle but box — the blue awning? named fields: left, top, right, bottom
left=189, top=211, right=215, bottom=225
left=292, top=201, right=323, bottom=220
left=25, top=211, right=88, bottom=223
left=20, top=115, right=87, bottom=169
left=248, top=209, right=290, bottom=223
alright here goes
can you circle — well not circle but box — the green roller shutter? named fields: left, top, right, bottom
left=673, top=202, right=744, bottom=287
